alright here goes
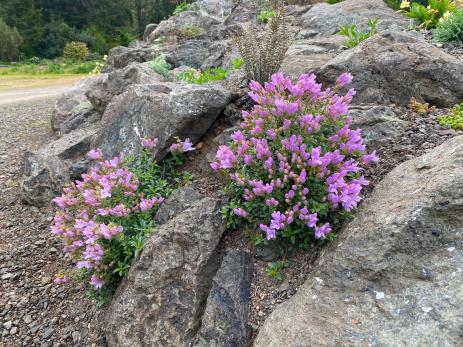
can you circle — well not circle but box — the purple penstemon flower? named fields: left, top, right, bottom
left=212, top=72, right=376, bottom=243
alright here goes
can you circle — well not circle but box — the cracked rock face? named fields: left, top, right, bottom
left=254, top=136, right=463, bottom=347
left=105, top=189, right=226, bottom=347
left=92, top=82, right=232, bottom=159
left=20, top=126, right=98, bottom=206
left=195, top=249, right=254, bottom=347
left=317, top=30, right=463, bottom=107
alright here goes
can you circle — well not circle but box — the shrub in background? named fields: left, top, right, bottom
left=235, top=7, right=290, bottom=84
left=337, top=18, right=379, bottom=48
left=434, top=8, right=463, bottom=44
left=51, top=138, right=194, bottom=301
left=0, top=18, right=23, bottom=61
left=63, top=41, right=89, bottom=61
left=212, top=73, right=377, bottom=247
left=438, top=103, right=463, bottom=129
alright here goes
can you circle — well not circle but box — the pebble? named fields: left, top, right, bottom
left=3, top=321, right=13, bottom=330
left=10, top=326, right=18, bottom=335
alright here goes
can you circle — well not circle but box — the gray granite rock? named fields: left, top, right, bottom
left=105, top=194, right=226, bottom=347
left=195, top=250, right=254, bottom=347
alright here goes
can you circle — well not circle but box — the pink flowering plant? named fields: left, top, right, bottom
left=51, top=138, right=194, bottom=301
left=212, top=73, right=377, bottom=247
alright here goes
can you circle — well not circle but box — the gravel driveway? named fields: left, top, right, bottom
left=0, top=98, right=105, bottom=346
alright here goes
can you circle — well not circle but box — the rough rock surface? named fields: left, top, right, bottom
left=349, top=105, right=409, bottom=150
left=255, top=136, right=463, bottom=347
left=155, top=184, right=204, bottom=224
left=195, top=250, right=254, bottom=347
left=92, top=82, right=232, bottom=159
left=105, top=193, right=226, bottom=347
left=103, top=46, right=155, bottom=72
left=51, top=75, right=104, bottom=132
left=20, top=126, right=98, bottom=206
left=300, top=0, right=408, bottom=36
left=86, top=62, right=164, bottom=114
left=318, top=30, right=463, bottom=107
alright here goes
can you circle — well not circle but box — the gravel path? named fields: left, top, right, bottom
left=0, top=99, right=105, bottom=347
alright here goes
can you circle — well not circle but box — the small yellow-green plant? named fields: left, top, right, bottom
left=150, top=54, right=172, bottom=76
left=257, top=9, right=277, bottom=22
left=408, top=96, right=437, bottom=115
left=173, top=1, right=192, bottom=16
left=337, top=18, right=379, bottom=48
left=63, top=41, right=89, bottom=61
left=438, top=103, right=463, bottom=130
left=176, top=25, right=203, bottom=40
left=177, top=67, right=228, bottom=84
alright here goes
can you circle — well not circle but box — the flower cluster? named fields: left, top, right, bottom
left=52, top=137, right=193, bottom=290
left=212, top=73, right=377, bottom=244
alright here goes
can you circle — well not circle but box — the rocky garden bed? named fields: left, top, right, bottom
left=2, top=0, right=463, bottom=346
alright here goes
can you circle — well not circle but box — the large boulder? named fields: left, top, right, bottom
left=254, top=136, right=463, bottom=346
left=92, top=82, right=232, bottom=159
left=86, top=62, right=164, bottom=114
left=51, top=75, right=105, bottom=133
left=318, top=30, right=463, bottom=107
left=20, top=126, right=98, bottom=206
left=195, top=250, right=254, bottom=347
left=103, top=46, right=155, bottom=72
left=300, top=0, right=408, bottom=36
left=105, top=191, right=226, bottom=347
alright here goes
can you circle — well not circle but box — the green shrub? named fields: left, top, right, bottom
left=0, top=18, right=23, bottom=61
left=235, top=7, right=290, bottom=84
left=399, top=0, right=457, bottom=29
left=438, top=103, right=463, bottom=130
left=63, top=41, right=89, bottom=61
left=327, top=0, right=344, bottom=4
left=150, top=54, right=172, bottom=76
left=257, top=9, right=277, bottom=22
left=45, top=62, right=64, bottom=74
left=337, top=18, right=379, bottom=48
left=70, top=61, right=99, bottom=74
left=173, top=1, right=193, bottom=15
left=176, top=25, right=203, bottom=40
left=28, top=56, right=41, bottom=64
left=177, top=67, right=229, bottom=84
left=434, top=8, right=463, bottom=44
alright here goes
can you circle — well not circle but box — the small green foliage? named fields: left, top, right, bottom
left=266, top=260, right=290, bottom=281
left=336, top=18, right=379, bottom=48
left=231, top=57, right=245, bottom=69
left=150, top=54, right=172, bottom=76
left=408, top=96, right=436, bottom=115
left=63, top=41, right=89, bottom=61
left=438, top=103, right=463, bottom=130
left=257, top=9, right=277, bottom=22
left=173, top=1, right=193, bottom=16
left=400, top=0, right=457, bottom=29
left=176, top=25, right=203, bottom=40
left=177, top=67, right=229, bottom=84
left=434, top=8, right=463, bottom=44
left=327, top=0, right=344, bottom=4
